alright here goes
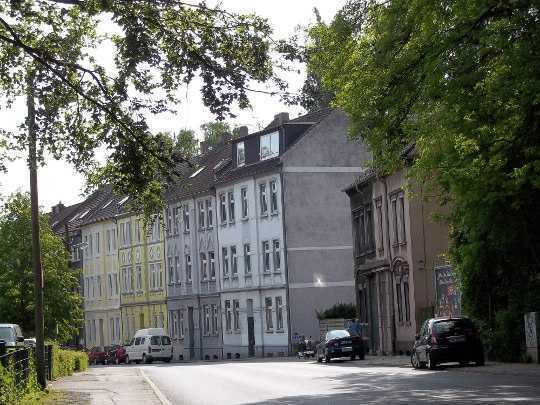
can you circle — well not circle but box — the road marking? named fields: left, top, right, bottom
left=140, top=368, right=172, bottom=405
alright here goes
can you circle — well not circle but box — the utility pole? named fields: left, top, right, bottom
left=27, top=70, right=46, bottom=388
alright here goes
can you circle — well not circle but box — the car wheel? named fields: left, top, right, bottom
left=135, top=360, right=141, bottom=364
left=427, top=352, right=437, bottom=370
left=325, top=355, right=331, bottom=363
left=350, top=354, right=356, bottom=361
left=317, top=355, right=323, bottom=363
left=411, top=351, right=420, bottom=369
left=142, top=354, right=148, bottom=364
left=164, top=357, right=171, bottom=363
left=125, top=355, right=130, bottom=364
left=115, top=357, right=120, bottom=365
left=475, top=355, right=485, bottom=367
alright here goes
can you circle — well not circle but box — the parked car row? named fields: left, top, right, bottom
left=88, top=328, right=173, bottom=365
left=315, top=317, right=485, bottom=371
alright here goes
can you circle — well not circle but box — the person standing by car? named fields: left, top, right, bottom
left=348, top=319, right=362, bottom=337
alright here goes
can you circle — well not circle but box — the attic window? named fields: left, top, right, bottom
left=189, top=166, right=205, bottom=178
left=213, top=159, right=230, bottom=172
left=117, top=196, right=129, bottom=206
left=260, top=131, right=279, bottom=160
left=78, top=210, right=90, bottom=219
left=102, top=200, right=113, bottom=209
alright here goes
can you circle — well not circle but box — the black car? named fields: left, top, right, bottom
left=316, top=330, right=365, bottom=363
left=411, top=317, right=484, bottom=370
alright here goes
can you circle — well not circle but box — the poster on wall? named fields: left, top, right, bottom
left=435, top=265, right=461, bottom=317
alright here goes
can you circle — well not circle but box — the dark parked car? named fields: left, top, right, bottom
left=316, top=330, right=365, bottom=363
left=106, top=345, right=128, bottom=365
left=88, top=346, right=107, bottom=365
left=411, top=317, right=485, bottom=370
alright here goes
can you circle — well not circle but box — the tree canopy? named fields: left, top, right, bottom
left=0, top=0, right=279, bottom=214
left=0, top=193, right=82, bottom=341
left=309, top=0, right=540, bottom=359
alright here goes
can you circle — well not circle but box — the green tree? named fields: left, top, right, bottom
left=0, top=193, right=82, bottom=342
left=200, top=121, right=232, bottom=146
left=0, top=0, right=278, bottom=212
left=174, top=129, right=199, bottom=159
left=310, top=0, right=540, bottom=359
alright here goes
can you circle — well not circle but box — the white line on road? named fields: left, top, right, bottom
left=140, top=368, right=172, bottom=405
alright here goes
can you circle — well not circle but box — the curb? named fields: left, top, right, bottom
left=140, top=368, right=171, bottom=405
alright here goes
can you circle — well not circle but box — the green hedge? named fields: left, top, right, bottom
left=51, top=346, right=88, bottom=380
left=0, top=356, right=40, bottom=405
left=316, top=302, right=357, bottom=320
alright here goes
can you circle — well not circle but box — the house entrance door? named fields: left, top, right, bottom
left=188, top=307, right=195, bottom=359
left=247, top=299, right=255, bottom=357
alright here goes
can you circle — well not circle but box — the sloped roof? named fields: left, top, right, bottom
left=164, top=142, right=232, bottom=203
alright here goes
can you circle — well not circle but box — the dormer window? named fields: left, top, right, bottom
left=260, top=131, right=279, bottom=160
left=237, top=142, right=245, bottom=166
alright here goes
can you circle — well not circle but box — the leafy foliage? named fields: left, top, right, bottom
left=309, top=0, right=540, bottom=359
left=51, top=345, right=88, bottom=380
left=0, top=193, right=82, bottom=341
left=200, top=121, right=232, bottom=146
left=316, top=303, right=357, bottom=320
left=0, top=0, right=279, bottom=214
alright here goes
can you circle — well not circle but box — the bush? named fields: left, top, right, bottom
left=316, top=303, right=357, bottom=320
left=51, top=345, right=88, bottom=380
left=0, top=355, right=40, bottom=405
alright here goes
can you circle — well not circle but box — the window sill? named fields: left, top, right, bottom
left=183, top=230, right=190, bottom=235
left=273, top=270, right=281, bottom=275
left=234, top=330, right=241, bottom=334
left=232, top=275, right=239, bottom=280
left=260, top=213, right=269, bottom=219
left=244, top=273, right=252, bottom=278
left=270, top=211, right=279, bottom=217
left=220, top=222, right=227, bottom=227
left=263, top=271, right=272, bottom=276
left=241, top=217, right=249, bottom=222
left=265, top=329, right=274, bottom=334
left=228, top=220, right=236, bottom=225
left=275, top=329, right=285, bottom=333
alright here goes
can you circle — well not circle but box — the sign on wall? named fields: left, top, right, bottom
left=435, top=265, right=461, bottom=318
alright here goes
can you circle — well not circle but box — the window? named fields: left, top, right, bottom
left=126, top=221, right=132, bottom=245
left=276, top=296, right=284, bottom=330
left=95, top=232, right=100, bottom=255
left=211, top=305, right=219, bottom=335
left=157, top=263, right=162, bottom=287
left=396, top=282, right=403, bottom=322
left=241, top=187, right=248, bottom=218
left=260, top=131, right=279, bottom=160
left=174, top=255, right=180, bottom=283
left=173, top=206, right=180, bottom=234
left=222, top=247, right=229, bottom=277
left=172, top=311, right=178, bottom=338
left=189, top=166, right=205, bottom=178
left=259, top=184, right=268, bottom=215
left=270, top=180, right=278, bottom=213
left=84, top=235, right=89, bottom=257
left=166, top=207, right=172, bottom=235
left=243, top=244, right=251, bottom=274
left=376, top=200, right=384, bottom=253
left=168, top=257, right=174, bottom=285
left=392, top=198, right=398, bottom=245
left=272, top=240, right=281, bottom=272
left=135, top=220, right=141, bottom=244
left=185, top=254, right=192, bottom=282
left=96, top=275, right=101, bottom=297
left=399, top=195, right=406, bottom=244
left=404, top=281, right=411, bottom=322
left=237, top=141, right=245, bottom=166
left=179, top=310, right=185, bottom=338
left=265, top=297, right=273, bottom=330
left=231, top=246, right=238, bottom=276
left=219, top=194, right=227, bottom=223
left=262, top=241, right=270, bottom=272
left=183, top=205, right=190, bottom=232
left=149, top=263, right=156, bottom=290
left=353, top=204, right=375, bottom=256
left=206, top=199, right=213, bottom=228
left=89, top=234, right=93, bottom=256
left=106, top=230, right=112, bottom=253
left=198, top=201, right=205, bottom=229
left=204, top=305, right=211, bottom=335
left=209, top=251, right=216, bottom=279
left=233, top=300, right=240, bottom=330
left=200, top=252, right=208, bottom=280
left=108, top=274, right=113, bottom=296
left=228, top=191, right=235, bottom=222
left=225, top=300, right=232, bottom=332
left=111, top=229, right=116, bottom=251
left=366, top=205, right=374, bottom=251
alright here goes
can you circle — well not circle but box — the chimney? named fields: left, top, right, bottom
left=236, top=126, right=249, bottom=138
left=52, top=202, right=65, bottom=215
left=200, top=141, right=209, bottom=154
left=274, top=112, right=290, bottom=126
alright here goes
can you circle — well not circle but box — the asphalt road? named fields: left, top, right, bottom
left=140, top=359, right=540, bottom=405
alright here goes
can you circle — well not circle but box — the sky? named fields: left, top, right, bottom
left=0, top=0, right=345, bottom=212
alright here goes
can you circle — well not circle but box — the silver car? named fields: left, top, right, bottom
left=0, top=324, right=24, bottom=349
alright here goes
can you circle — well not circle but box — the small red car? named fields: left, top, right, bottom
left=88, top=346, right=107, bottom=365
left=106, top=345, right=128, bottom=365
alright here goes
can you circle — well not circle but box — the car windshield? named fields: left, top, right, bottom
left=327, top=330, right=350, bottom=341
left=0, top=327, right=15, bottom=341
left=433, top=319, right=475, bottom=336
left=151, top=336, right=161, bottom=345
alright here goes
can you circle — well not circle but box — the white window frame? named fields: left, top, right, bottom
left=270, top=180, right=278, bottom=213
left=243, top=243, right=251, bottom=275
left=259, top=183, right=268, bottom=216
left=260, top=131, right=279, bottom=160
left=231, top=245, right=238, bottom=277
left=272, top=239, right=281, bottom=272
left=222, top=247, right=229, bottom=277
left=237, top=141, right=245, bottom=166
left=262, top=241, right=270, bottom=272
left=241, top=187, right=248, bottom=219
left=228, top=191, right=235, bottom=222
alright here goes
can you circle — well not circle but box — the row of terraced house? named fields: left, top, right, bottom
left=51, top=108, right=376, bottom=360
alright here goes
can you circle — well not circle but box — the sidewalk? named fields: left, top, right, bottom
left=50, top=366, right=164, bottom=405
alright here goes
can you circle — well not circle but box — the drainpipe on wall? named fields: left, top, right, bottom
left=252, top=175, right=265, bottom=357
left=279, top=171, right=293, bottom=356
left=192, top=199, right=204, bottom=361
left=381, top=176, right=397, bottom=355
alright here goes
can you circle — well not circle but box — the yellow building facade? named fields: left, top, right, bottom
left=118, top=213, right=167, bottom=342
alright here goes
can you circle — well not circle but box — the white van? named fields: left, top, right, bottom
left=125, top=328, right=173, bottom=364
left=0, top=324, right=24, bottom=349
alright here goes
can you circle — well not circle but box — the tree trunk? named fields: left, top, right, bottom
left=27, top=70, right=46, bottom=388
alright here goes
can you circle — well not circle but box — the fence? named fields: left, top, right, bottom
left=0, top=342, right=53, bottom=387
